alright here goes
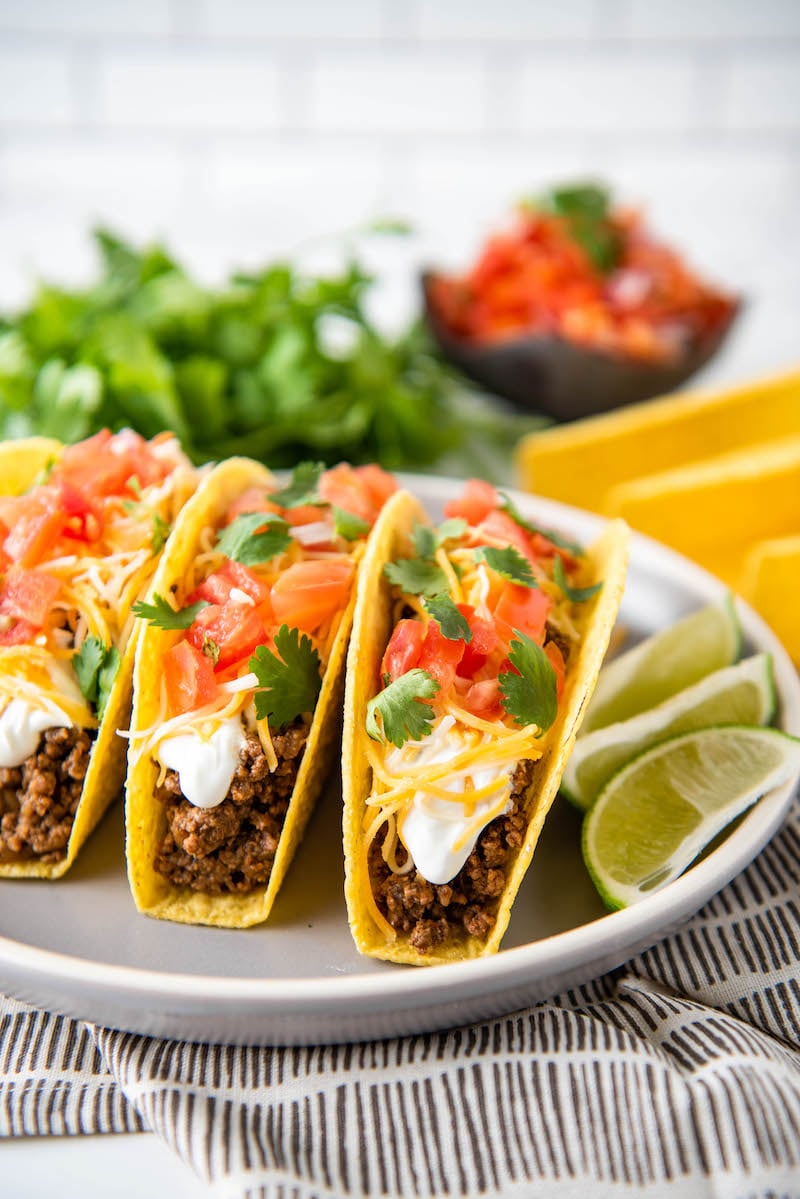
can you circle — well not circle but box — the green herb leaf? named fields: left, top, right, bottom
left=423, top=595, right=472, bottom=642
left=72, top=635, right=121, bottom=719
left=499, top=633, right=558, bottom=732
left=498, top=493, right=583, bottom=555
left=366, top=668, right=440, bottom=748
left=268, top=462, right=325, bottom=508
left=250, top=625, right=322, bottom=727
left=132, top=593, right=209, bottom=630
left=475, top=545, right=535, bottom=588
left=383, top=557, right=448, bottom=597
left=435, top=518, right=468, bottom=547
left=553, top=555, right=602, bottom=602
left=215, top=512, right=291, bottom=565
left=333, top=506, right=370, bottom=541
left=410, top=523, right=436, bottom=560
left=151, top=512, right=170, bottom=553
left=536, top=182, right=622, bottom=274
left=201, top=635, right=220, bottom=665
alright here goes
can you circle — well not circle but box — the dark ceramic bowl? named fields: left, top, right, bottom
left=422, top=272, right=742, bottom=423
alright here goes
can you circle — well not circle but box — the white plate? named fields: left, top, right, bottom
left=1, top=477, right=798, bottom=1046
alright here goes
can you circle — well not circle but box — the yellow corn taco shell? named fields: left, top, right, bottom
left=125, top=457, right=359, bottom=928
left=0, top=435, right=198, bottom=879
left=342, top=490, right=630, bottom=965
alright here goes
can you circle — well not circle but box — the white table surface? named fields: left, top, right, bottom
left=3, top=1134, right=211, bottom=1198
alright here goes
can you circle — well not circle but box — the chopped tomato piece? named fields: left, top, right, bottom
left=59, top=482, right=102, bottom=543
left=381, top=619, right=425, bottom=682
left=57, top=430, right=168, bottom=498
left=544, top=640, right=566, bottom=700
left=0, top=567, right=61, bottom=626
left=418, top=620, right=465, bottom=693
left=443, top=478, right=498, bottom=525
left=163, top=640, right=217, bottom=715
left=270, top=559, right=353, bottom=633
left=224, top=488, right=281, bottom=522
left=3, top=491, right=65, bottom=567
left=188, top=602, right=266, bottom=671
left=478, top=510, right=535, bottom=562
left=459, top=677, right=503, bottom=721
left=455, top=604, right=500, bottom=679
left=318, top=463, right=396, bottom=526
left=0, top=616, right=37, bottom=646
left=189, top=562, right=269, bottom=607
left=493, top=583, right=551, bottom=646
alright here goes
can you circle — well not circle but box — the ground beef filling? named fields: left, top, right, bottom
left=369, top=758, right=537, bottom=954
left=154, top=721, right=308, bottom=894
left=0, top=727, right=94, bottom=864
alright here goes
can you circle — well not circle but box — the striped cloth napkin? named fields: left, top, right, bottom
left=3, top=798, right=800, bottom=1198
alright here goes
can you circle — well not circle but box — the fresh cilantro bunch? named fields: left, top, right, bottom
left=0, top=228, right=545, bottom=476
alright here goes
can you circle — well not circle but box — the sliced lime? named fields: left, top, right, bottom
left=581, top=596, right=741, bottom=734
left=563, top=653, right=775, bottom=810
left=582, top=725, right=800, bottom=910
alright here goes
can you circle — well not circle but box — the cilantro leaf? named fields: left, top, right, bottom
left=499, top=633, right=558, bottom=732
left=216, top=512, right=291, bottom=565
left=268, top=462, right=325, bottom=508
left=553, top=555, right=602, bottom=602
left=435, top=518, right=468, bottom=547
left=132, top=593, right=209, bottom=630
left=410, top=523, right=436, bottom=559
left=249, top=625, right=322, bottom=727
left=383, top=558, right=448, bottom=597
left=151, top=512, right=170, bottom=553
left=333, top=506, right=370, bottom=541
left=424, top=595, right=472, bottom=642
left=366, top=669, right=440, bottom=748
left=498, top=493, right=583, bottom=556
left=72, top=635, right=121, bottom=719
left=475, top=545, right=535, bottom=588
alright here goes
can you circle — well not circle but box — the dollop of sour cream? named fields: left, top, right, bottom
left=384, top=715, right=514, bottom=885
left=0, top=698, right=74, bottom=769
left=157, top=718, right=246, bottom=809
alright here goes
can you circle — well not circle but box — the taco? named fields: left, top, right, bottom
left=0, top=429, right=198, bottom=878
left=342, top=481, right=630, bottom=964
left=125, top=458, right=398, bottom=928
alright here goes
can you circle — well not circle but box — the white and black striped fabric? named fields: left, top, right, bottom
left=3, top=798, right=800, bottom=1198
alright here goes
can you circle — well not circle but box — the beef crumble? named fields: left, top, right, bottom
left=369, top=758, right=537, bottom=954
left=0, top=726, right=94, bottom=864
left=154, top=721, right=308, bottom=894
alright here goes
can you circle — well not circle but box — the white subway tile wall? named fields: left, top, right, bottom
left=0, top=0, right=797, bottom=390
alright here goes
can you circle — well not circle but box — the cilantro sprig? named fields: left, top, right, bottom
left=383, top=557, right=448, bottom=597
left=249, top=625, right=322, bottom=728
left=72, top=636, right=121, bottom=720
left=499, top=632, right=558, bottom=732
left=498, top=493, right=583, bottom=556
left=366, top=669, right=440, bottom=748
left=132, top=593, right=209, bottom=630
left=333, top=506, right=370, bottom=541
left=423, top=595, right=472, bottom=642
left=268, top=462, right=325, bottom=508
left=553, top=555, right=602, bottom=603
left=475, top=545, right=535, bottom=588
left=215, top=512, right=291, bottom=565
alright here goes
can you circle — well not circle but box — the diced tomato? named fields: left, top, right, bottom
left=478, top=510, right=535, bottom=563
left=189, top=561, right=270, bottom=607
left=318, top=463, right=396, bottom=527
left=0, top=567, right=61, bottom=626
left=270, top=559, right=353, bottom=633
left=163, top=640, right=218, bottom=715
left=224, top=487, right=281, bottom=522
left=455, top=603, right=500, bottom=679
left=417, top=620, right=465, bottom=693
left=460, top=677, right=503, bottom=721
left=0, top=617, right=37, bottom=647
left=493, top=583, right=552, bottom=646
left=59, top=482, right=103, bottom=543
left=380, top=619, right=425, bottom=682
left=188, top=601, right=267, bottom=672
left=2, top=490, right=65, bottom=568
left=544, top=640, right=566, bottom=701
left=443, top=478, right=498, bottom=525
left=283, top=503, right=327, bottom=527
left=57, top=429, right=169, bottom=498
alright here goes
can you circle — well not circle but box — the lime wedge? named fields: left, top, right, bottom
left=582, top=725, right=800, bottom=910
left=563, top=653, right=775, bottom=810
left=581, top=596, right=741, bottom=733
